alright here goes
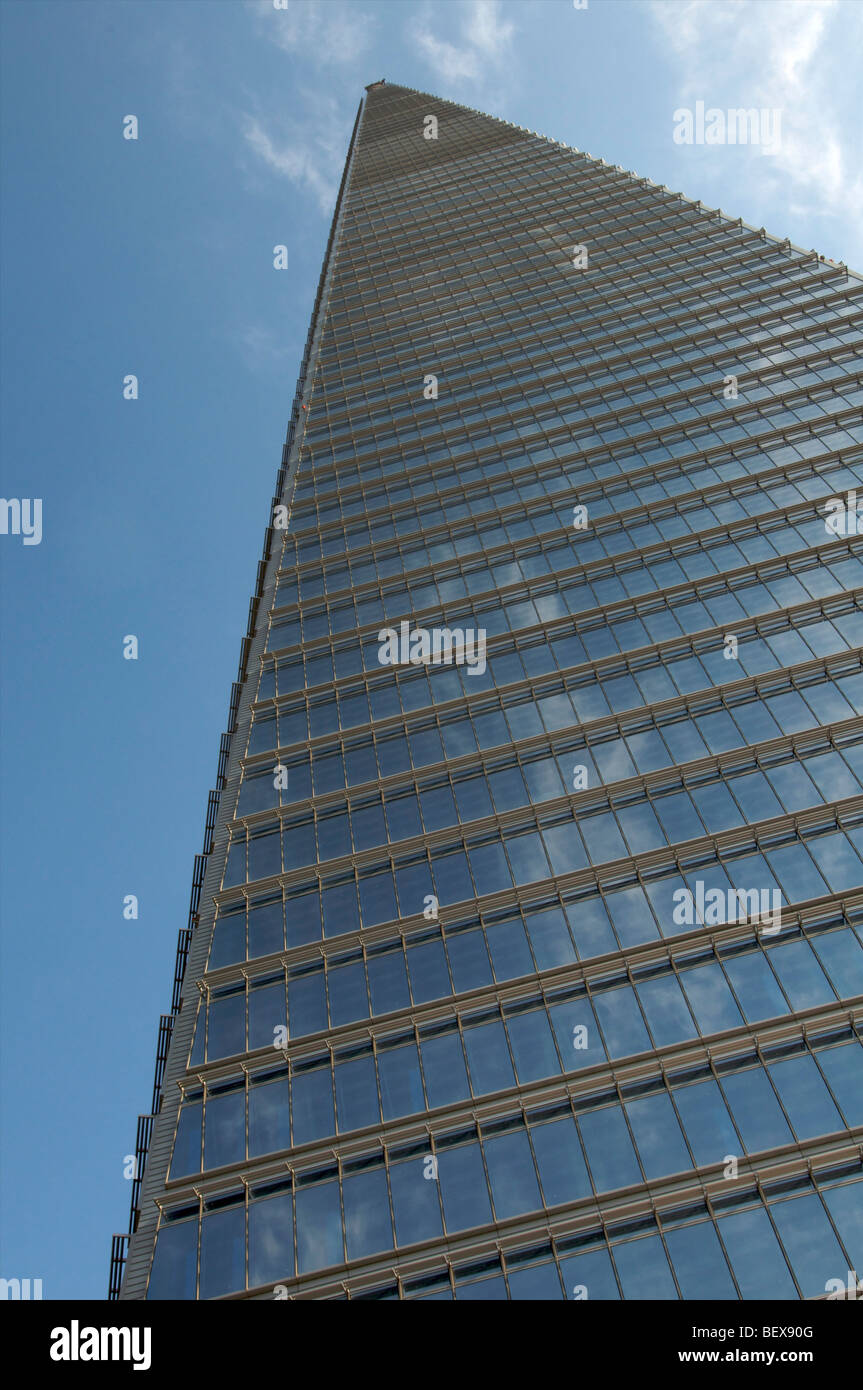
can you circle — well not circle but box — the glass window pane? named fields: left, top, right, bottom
left=541, top=821, right=589, bottom=875
left=378, top=1041, right=424, bottom=1120
left=390, top=1155, right=444, bottom=1246
left=566, top=896, right=618, bottom=957
left=717, top=1205, right=797, bottom=1299
left=674, top=1078, right=739, bottom=1167
left=531, top=1115, right=591, bottom=1207
left=548, top=996, right=603, bottom=1071
left=578, top=1106, right=642, bottom=1193
left=806, top=832, right=863, bottom=892
left=446, top=926, right=494, bottom=993
left=406, top=938, right=451, bottom=1004
left=506, top=1009, right=561, bottom=1082
left=592, top=985, right=651, bottom=1057
left=207, top=993, right=245, bottom=1061
left=295, top=1180, right=342, bottom=1274
left=767, top=939, right=834, bottom=1010
left=343, top=1167, right=393, bottom=1261
left=288, top=971, right=327, bottom=1038
left=248, top=900, right=284, bottom=959
left=811, top=929, right=863, bottom=999
left=523, top=906, right=575, bottom=970
left=822, top=1180, right=863, bottom=1273
left=507, top=1260, right=564, bottom=1300
left=721, top=1067, right=793, bottom=1154
left=762, top=844, right=826, bottom=906
left=486, top=916, right=534, bottom=981
left=291, top=1066, right=335, bottom=1145
left=579, top=810, right=628, bottom=865
left=612, top=1233, right=678, bottom=1299
left=503, top=830, right=550, bottom=884
left=438, top=1141, right=493, bottom=1233
left=456, top=1274, right=508, bottom=1300
left=768, top=1054, right=844, bottom=1140
left=625, top=1092, right=691, bottom=1181
left=249, top=1077, right=291, bottom=1158
left=148, top=1221, right=198, bottom=1300
left=559, top=1246, right=620, bottom=1300
left=463, top=1019, right=516, bottom=1095
left=200, top=1205, right=245, bottom=1299
left=204, top=1091, right=245, bottom=1171
left=328, top=961, right=370, bottom=1028
left=637, top=975, right=696, bottom=1047
left=665, top=1221, right=737, bottom=1299
left=171, top=1103, right=203, bottom=1179
left=769, top=1192, right=849, bottom=1299
left=723, top=949, right=787, bottom=1023
left=249, top=1191, right=294, bottom=1288
left=367, top=950, right=411, bottom=1016
left=334, top=1055, right=379, bottom=1133
left=485, top=1129, right=543, bottom=1220
left=420, top=1031, right=471, bottom=1109
left=680, top=962, right=744, bottom=1035
left=815, top=1042, right=863, bottom=1127
left=603, top=884, right=657, bottom=948
left=248, top=982, right=286, bottom=1051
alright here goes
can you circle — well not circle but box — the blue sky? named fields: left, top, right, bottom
left=1, top=0, right=860, bottom=1300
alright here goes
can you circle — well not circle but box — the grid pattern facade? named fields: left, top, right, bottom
left=117, top=82, right=863, bottom=1301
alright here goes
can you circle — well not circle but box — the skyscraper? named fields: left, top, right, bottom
left=112, top=81, right=863, bottom=1301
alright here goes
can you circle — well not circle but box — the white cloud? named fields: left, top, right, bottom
left=649, top=0, right=863, bottom=224
left=464, top=0, right=515, bottom=61
left=241, top=95, right=350, bottom=213
left=246, top=0, right=375, bottom=67
left=242, top=3, right=370, bottom=212
left=235, top=323, right=293, bottom=371
left=409, top=0, right=516, bottom=91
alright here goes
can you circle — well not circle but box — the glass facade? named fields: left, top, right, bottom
left=116, top=81, right=863, bottom=1301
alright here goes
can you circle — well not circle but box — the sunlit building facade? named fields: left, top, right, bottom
left=113, top=82, right=863, bottom=1301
